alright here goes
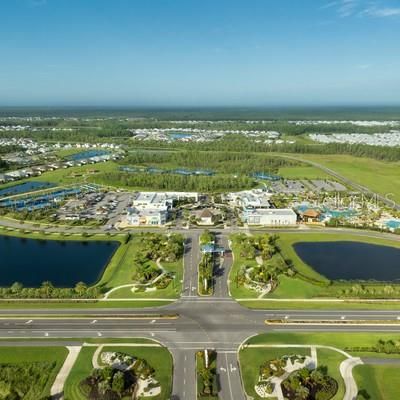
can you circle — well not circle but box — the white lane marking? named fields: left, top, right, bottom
left=225, top=353, right=234, bottom=400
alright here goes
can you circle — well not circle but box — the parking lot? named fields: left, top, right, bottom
left=57, top=191, right=131, bottom=227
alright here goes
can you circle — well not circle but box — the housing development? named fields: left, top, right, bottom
left=0, top=111, right=399, bottom=400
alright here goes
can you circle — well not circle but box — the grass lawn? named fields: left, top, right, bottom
left=0, top=300, right=172, bottom=309
left=100, top=345, right=173, bottom=400
left=0, top=346, right=68, bottom=398
left=284, top=154, right=400, bottom=204
left=238, top=299, right=400, bottom=310
left=32, top=160, right=120, bottom=187
left=268, top=275, right=325, bottom=299
left=104, top=235, right=183, bottom=299
left=278, top=165, right=330, bottom=179
left=64, top=346, right=96, bottom=400
left=316, top=349, right=346, bottom=400
left=241, top=333, right=400, bottom=400
left=245, top=332, right=400, bottom=352
left=354, top=364, right=400, bottom=400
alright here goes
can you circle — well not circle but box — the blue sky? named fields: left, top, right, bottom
left=1, top=0, right=400, bottom=106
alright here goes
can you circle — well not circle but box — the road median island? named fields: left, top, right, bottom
left=265, top=319, right=400, bottom=326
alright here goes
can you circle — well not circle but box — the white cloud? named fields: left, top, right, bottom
left=362, top=6, right=400, bottom=17
left=338, top=0, right=359, bottom=17
left=322, top=0, right=400, bottom=18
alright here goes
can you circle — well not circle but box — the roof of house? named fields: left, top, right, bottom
left=199, top=208, right=214, bottom=219
left=302, top=209, right=321, bottom=218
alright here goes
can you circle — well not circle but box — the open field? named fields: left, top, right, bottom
left=283, top=154, right=400, bottom=203
left=277, top=165, right=330, bottom=179
left=0, top=346, right=68, bottom=398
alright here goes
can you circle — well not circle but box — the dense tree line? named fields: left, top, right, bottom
left=123, top=150, right=298, bottom=174
left=0, top=281, right=101, bottom=299
left=94, top=171, right=256, bottom=192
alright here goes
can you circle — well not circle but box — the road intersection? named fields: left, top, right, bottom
left=0, top=227, right=400, bottom=399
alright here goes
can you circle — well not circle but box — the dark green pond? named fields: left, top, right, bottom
left=0, top=235, right=119, bottom=287
left=293, top=241, right=400, bottom=281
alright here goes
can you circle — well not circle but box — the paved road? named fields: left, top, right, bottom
left=1, top=227, right=400, bottom=398
left=2, top=302, right=400, bottom=399
left=213, top=233, right=232, bottom=298
left=182, top=231, right=201, bottom=297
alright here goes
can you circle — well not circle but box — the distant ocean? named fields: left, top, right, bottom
left=0, top=105, right=399, bottom=120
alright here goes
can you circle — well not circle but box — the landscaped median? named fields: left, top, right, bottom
left=196, top=349, right=218, bottom=399
left=229, top=231, right=400, bottom=310
left=239, top=332, right=400, bottom=400
left=198, top=230, right=216, bottom=296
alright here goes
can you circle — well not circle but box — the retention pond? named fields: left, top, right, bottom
left=0, top=235, right=119, bottom=287
left=293, top=241, right=400, bottom=281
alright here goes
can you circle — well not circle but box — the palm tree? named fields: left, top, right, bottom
left=295, top=385, right=310, bottom=400
left=74, top=281, right=88, bottom=297
left=41, top=281, right=54, bottom=298
left=296, top=386, right=310, bottom=400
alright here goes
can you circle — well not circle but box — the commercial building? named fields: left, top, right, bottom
left=126, top=207, right=167, bottom=226
left=243, top=208, right=297, bottom=226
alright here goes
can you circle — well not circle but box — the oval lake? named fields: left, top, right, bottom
left=293, top=241, right=400, bottom=281
left=0, top=235, right=119, bottom=287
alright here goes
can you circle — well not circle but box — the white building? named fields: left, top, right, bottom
left=132, top=191, right=198, bottom=209
left=243, top=208, right=297, bottom=226
left=227, top=189, right=271, bottom=209
left=126, top=207, right=167, bottom=226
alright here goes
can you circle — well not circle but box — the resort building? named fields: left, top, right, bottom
left=243, top=208, right=297, bottom=226
left=301, top=209, right=321, bottom=223
left=226, top=189, right=272, bottom=209
left=198, top=209, right=215, bottom=225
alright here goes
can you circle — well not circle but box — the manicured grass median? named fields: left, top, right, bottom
left=354, top=364, right=400, bottom=400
